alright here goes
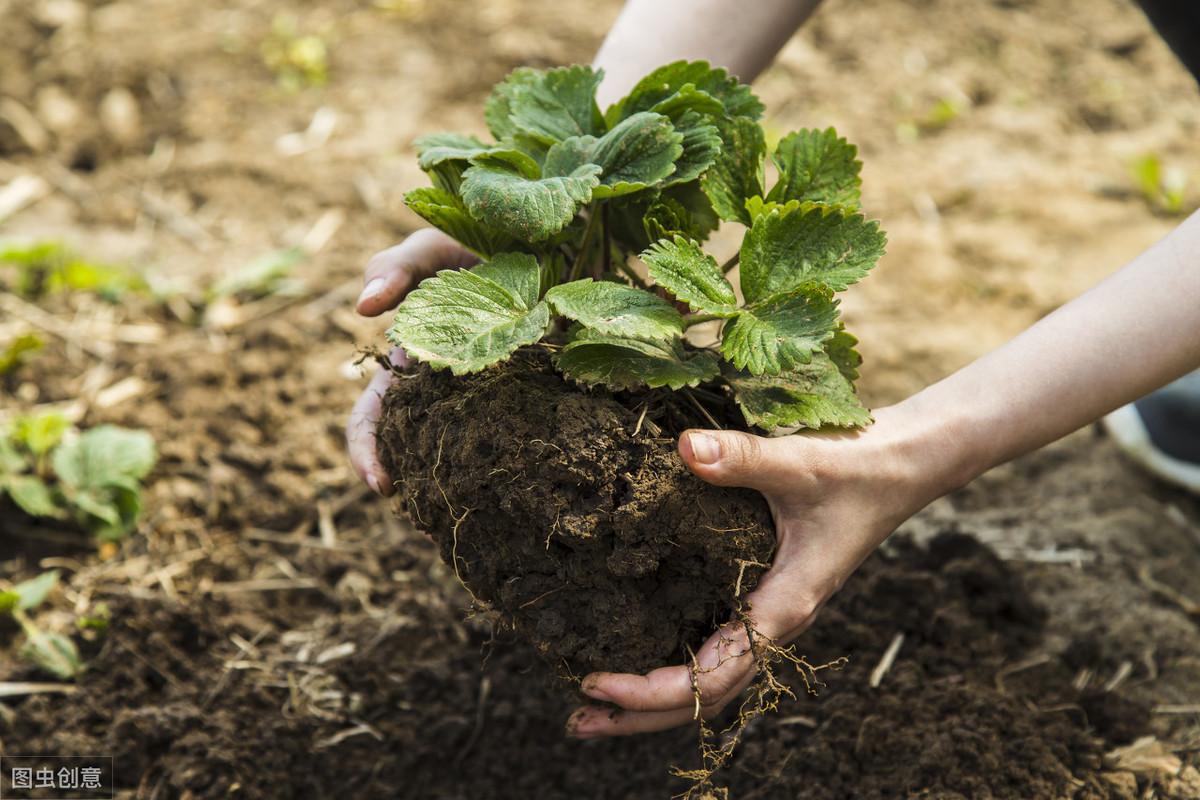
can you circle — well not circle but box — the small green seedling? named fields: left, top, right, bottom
left=0, top=240, right=146, bottom=301
left=0, top=413, right=157, bottom=541
left=1131, top=153, right=1189, bottom=216
left=261, top=14, right=330, bottom=90
left=0, top=332, right=44, bottom=375
left=0, top=570, right=85, bottom=679
left=388, top=61, right=887, bottom=431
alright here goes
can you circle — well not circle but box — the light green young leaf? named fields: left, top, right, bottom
left=826, top=326, right=863, bottom=381
left=557, top=331, right=719, bottom=390
left=605, top=60, right=764, bottom=124
left=0, top=437, right=23, bottom=473
left=720, top=288, right=839, bottom=375
left=546, top=279, right=683, bottom=339
left=3, top=475, right=63, bottom=519
left=725, top=354, right=872, bottom=430
left=739, top=202, right=886, bottom=302
left=493, top=65, right=605, bottom=145
left=767, top=128, right=862, bottom=207
left=211, top=247, right=305, bottom=299
left=543, top=112, right=683, bottom=198
left=404, top=187, right=518, bottom=257
left=701, top=116, right=765, bottom=226
left=13, top=570, right=60, bottom=610
left=21, top=630, right=84, bottom=679
left=641, top=236, right=737, bottom=315
left=414, top=134, right=541, bottom=193
left=0, top=332, right=43, bottom=375
left=461, top=162, right=600, bottom=242
left=53, top=426, right=157, bottom=491
left=610, top=183, right=720, bottom=252
left=388, top=254, right=551, bottom=374
left=13, top=411, right=70, bottom=458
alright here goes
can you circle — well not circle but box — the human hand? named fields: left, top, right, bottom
left=347, top=228, right=478, bottom=495
left=565, top=405, right=958, bottom=737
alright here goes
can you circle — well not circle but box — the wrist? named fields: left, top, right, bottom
left=861, top=395, right=985, bottom=518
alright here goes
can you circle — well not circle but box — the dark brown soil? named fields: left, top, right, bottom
left=376, top=348, right=776, bottom=678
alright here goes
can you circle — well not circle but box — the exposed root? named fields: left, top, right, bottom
left=671, top=592, right=848, bottom=799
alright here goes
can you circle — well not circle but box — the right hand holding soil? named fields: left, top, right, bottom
left=346, top=228, right=477, bottom=495
left=567, top=407, right=953, bottom=738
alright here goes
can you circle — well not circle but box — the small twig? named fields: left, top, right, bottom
left=683, top=388, right=723, bottom=430
left=721, top=252, right=740, bottom=274
left=868, top=632, right=904, bottom=688
left=0, top=682, right=77, bottom=698
left=455, top=676, right=493, bottom=765
left=1137, top=565, right=1200, bottom=616
left=1152, top=704, right=1200, bottom=714
left=208, top=578, right=321, bottom=594
left=1103, top=661, right=1133, bottom=693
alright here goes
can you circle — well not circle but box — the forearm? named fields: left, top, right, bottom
left=592, top=0, right=823, bottom=107
left=902, top=210, right=1200, bottom=495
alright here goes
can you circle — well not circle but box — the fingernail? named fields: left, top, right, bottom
left=565, top=708, right=587, bottom=737
left=581, top=675, right=611, bottom=703
left=357, top=277, right=385, bottom=307
left=688, top=432, right=720, bottom=465
left=367, top=474, right=381, bottom=496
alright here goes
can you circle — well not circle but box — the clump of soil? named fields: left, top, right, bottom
left=376, top=347, right=775, bottom=677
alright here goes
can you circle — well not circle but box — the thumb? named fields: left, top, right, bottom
left=678, top=429, right=800, bottom=493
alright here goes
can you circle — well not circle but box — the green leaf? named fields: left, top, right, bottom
left=0, top=332, right=43, bottom=375
left=0, top=592, right=17, bottom=614
left=387, top=253, right=551, bottom=374
left=739, top=202, right=885, bottom=302
left=0, top=437, right=23, bottom=473
left=725, top=354, right=872, bottom=430
left=641, top=236, right=737, bottom=315
left=721, top=288, right=839, bottom=375
left=403, top=187, right=518, bottom=257
left=211, top=247, right=306, bottom=299
left=53, top=426, right=157, bottom=491
left=13, top=412, right=70, bottom=457
left=557, top=331, right=719, bottom=390
left=663, top=111, right=721, bottom=186
left=485, top=68, right=542, bottom=141
left=3, top=475, right=63, bottom=519
left=543, top=112, right=683, bottom=199
left=489, top=65, right=605, bottom=145
left=606, top=61, right=764, bottom=125
left=826, top=326, right=863, bottom=381
left=414, top=132, right=491, bottom=170
left=610, top=183, right=719, bottom=253
left=767, top=128, right=862, bottom=207
left=13, top=570, right=60, bottom=610
left=545, top=279, right=683, bottom=339
left=701, top=116, right=765, bottom=225
left=21, top=630, right=84, bottom=679
left=647, top=83, right=726, bottom=120
left=461, top=162, right=600, bottom=242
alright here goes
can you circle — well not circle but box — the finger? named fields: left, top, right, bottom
left=570, top=669, right=758, bottom=738
left=678, top=428, right=804, bottom=493
left=346, top=348, right=408, bottom=495
left=356, top=229, right=477, bottom=316
left=582, top=614, right=771, bottom=713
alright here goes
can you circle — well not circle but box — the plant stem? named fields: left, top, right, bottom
left=568, top=204, right=602, bottom=283
left=721, top=252, right=740, bottom=274
left=599, top=203, right=611, bottom=280
left=683, top=312, right=723, bottom=328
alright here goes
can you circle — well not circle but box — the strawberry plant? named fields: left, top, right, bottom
left=388, top=61, right=885, bottom=430
left=0, top=412, right=157, bottom=541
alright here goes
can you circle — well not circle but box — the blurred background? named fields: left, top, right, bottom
left=1, top=0, right=1198, bottom=797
